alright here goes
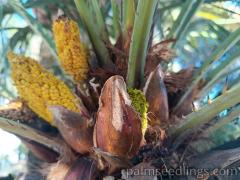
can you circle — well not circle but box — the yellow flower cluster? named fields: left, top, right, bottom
left=128, top=88, right=149, bottom=134
left=53, top=17, right=89, bottom=82
left=7, top=52, right=80, bottom=125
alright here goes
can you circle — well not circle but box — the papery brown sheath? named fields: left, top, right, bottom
left=94, top=75, right=142, bottom=159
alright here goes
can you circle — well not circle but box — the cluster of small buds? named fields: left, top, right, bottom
left=53, top=17, right=89, bottom=83
left=7, top=52, right=80, bottom=125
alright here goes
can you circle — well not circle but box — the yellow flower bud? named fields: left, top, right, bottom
left=7, top=52, right=80, bottom=125
left=53, top=17, right=89, bottom=82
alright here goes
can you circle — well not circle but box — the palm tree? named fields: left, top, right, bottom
left=0, top=0, right=240, bottom=179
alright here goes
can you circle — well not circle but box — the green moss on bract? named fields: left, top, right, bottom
left=127, top=88, right=148, bottom=135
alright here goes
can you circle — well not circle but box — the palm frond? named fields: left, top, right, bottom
left=9, top=0, right=57, bottom=59
left=170, top=82, right=240, bottom=147
left=127, top=0, right=158, bottom=87
left=205, top=106, right=240, bottom=138
left=0, top=116, right=65, bottom=153
left=74, top=0, right=113, bottom=68
left=110, top=0, right=121, bottom=39
left=123, top=0, right=135, bottom=34
left=199, top=48, right=240, bottom=97
left=174, top=27, right=240, bottom=113
left=167, top=0, right=204, bottom=46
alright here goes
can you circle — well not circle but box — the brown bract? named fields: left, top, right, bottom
left=0, top=99, right=37, bottom=122
left=49, top=106, right=93, bottom=154
left=65, top=157, right=99, bottom=180
left=164, top=67, right=194, bottom=94
left=145, top=39, right=176, bottom=77
left=144, top=65, right=169, bottom=128
left=93, top=147, right=132, bottom=174
left=164, top=67, right=197, bottom=117
left=94, top=75, right=142, bottom=159
left=20, top=137, right=59, bottom=163
left=47, top=163, right=70, bottom=180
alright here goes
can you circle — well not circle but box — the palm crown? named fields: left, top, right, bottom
left=0, top=0, right=240, bottom=179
